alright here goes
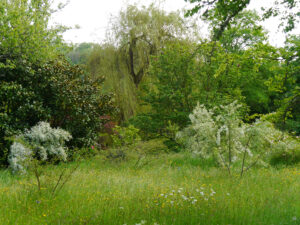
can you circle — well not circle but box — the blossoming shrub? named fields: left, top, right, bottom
left=8, top=122, right=71, bottom=173
left=176, top=101, right=298, bottom=172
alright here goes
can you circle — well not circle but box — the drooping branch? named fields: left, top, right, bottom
left=125, top=34, right=154, bottom=88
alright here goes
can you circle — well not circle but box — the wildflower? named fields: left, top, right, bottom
left=210, top=189, right=216, bottom=196
left=292, top=216, right=297, bottom=221
left=181, top=195, right=188, bottom=200
left=135, top=221, right=145, bottom=225
left=91, top=145, right=95, bottom=150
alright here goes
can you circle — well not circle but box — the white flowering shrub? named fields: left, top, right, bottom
left=9, top=142, right=33, bottom=173
left=8, top=122, right=71, bottom=173
left=176, top=101, right=244, bottom=161
left=176, top=101, right=296, bottom=174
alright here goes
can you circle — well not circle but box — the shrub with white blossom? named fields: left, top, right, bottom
left=8, top=122, right=71, bottom=173
left=176, top=101, right=296, bottom=175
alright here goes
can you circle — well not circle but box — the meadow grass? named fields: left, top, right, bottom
left=0, top=152, right=299, bottom=225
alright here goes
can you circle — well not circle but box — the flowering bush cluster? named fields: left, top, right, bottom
left=8, top=122, right=71, bottom=173
left=176, top=101, right=298, bottom=173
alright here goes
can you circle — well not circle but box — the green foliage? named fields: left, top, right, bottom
left=133, top=40, right=248, bottom=138
left=185, top=0, right=299, bottom=38
left=0, top=82, right=48, bottom=132
left=67, top=147, right=98, bottom=161
left=135, top=139, right=168, bottom=155
left=265, top=35, right=300, bottom=133
left=270, top=144, right=300, bottom=166
left=132, top=41, right=198, bottom=137
left=185, top=0, right=251, bottom=40
left=0, top=0, right=117, bottom=165
left=0, top=0, right=67, bottom=66
left=218, top=10, right=267, bottom=52
left=87, top=4, right=193, bottom=120
left=40, top=58, right=117, bottom=147
left=0, top=81, right=49, bottom=166
left=0, top=56, right=117, bottom=165
left=109, top=3, right=189, bottom=86
left=111, top=125, right=141, bottom=148
left=67, top=43, right=95, bottom=65
left=87, top=44, right=138, bottom=120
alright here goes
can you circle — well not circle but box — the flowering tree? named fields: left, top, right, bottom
left=176, top=101, right=296, bottom=176
left=9, top=122, right=71, bottom=173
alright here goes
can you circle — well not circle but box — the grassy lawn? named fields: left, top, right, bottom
left=0, top=152, right=299, bottom=225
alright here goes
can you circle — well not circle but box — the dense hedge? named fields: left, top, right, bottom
left=0, top=55, right=117, bottom=166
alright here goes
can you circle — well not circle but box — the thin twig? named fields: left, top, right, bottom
left=33, top=162, right=41, bottom=193
left=240, top=134, right=254, bottom=178
left=244, top=154, right=262, bottom=173
left=55, top=163, right=80, bottom=196
left=51, top=167, right=67, bottom=197
left=219, top=153, right=231, bottom=176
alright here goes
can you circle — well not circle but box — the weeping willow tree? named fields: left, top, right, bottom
left=87, top=3, right=195, bottom=120
left=87, top=44, right=137, bottom=121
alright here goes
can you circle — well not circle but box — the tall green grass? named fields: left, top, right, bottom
left=0, top=153, right=299, bottom=225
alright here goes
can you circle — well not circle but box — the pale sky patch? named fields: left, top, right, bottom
left=50, top=0, right=299, bottom=46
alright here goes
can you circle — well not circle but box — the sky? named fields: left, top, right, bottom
left=50, top=0, right=299, bottom=47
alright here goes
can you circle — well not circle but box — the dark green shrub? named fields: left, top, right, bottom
left=137, top=42, right=197, bottom=135
left=0, top=0, right=117, bottom=166
left=270, top=148, right=300, bottom=166
left=135, top=139, right=168, bottom=155
left=0, top=82, right=50, bottom=166
left=39, top=59, right=117, bottom=147
left=0, top=57, right=117, bottom=166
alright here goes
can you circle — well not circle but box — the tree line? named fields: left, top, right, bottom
left=0, top=0, right=299, bottom=166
